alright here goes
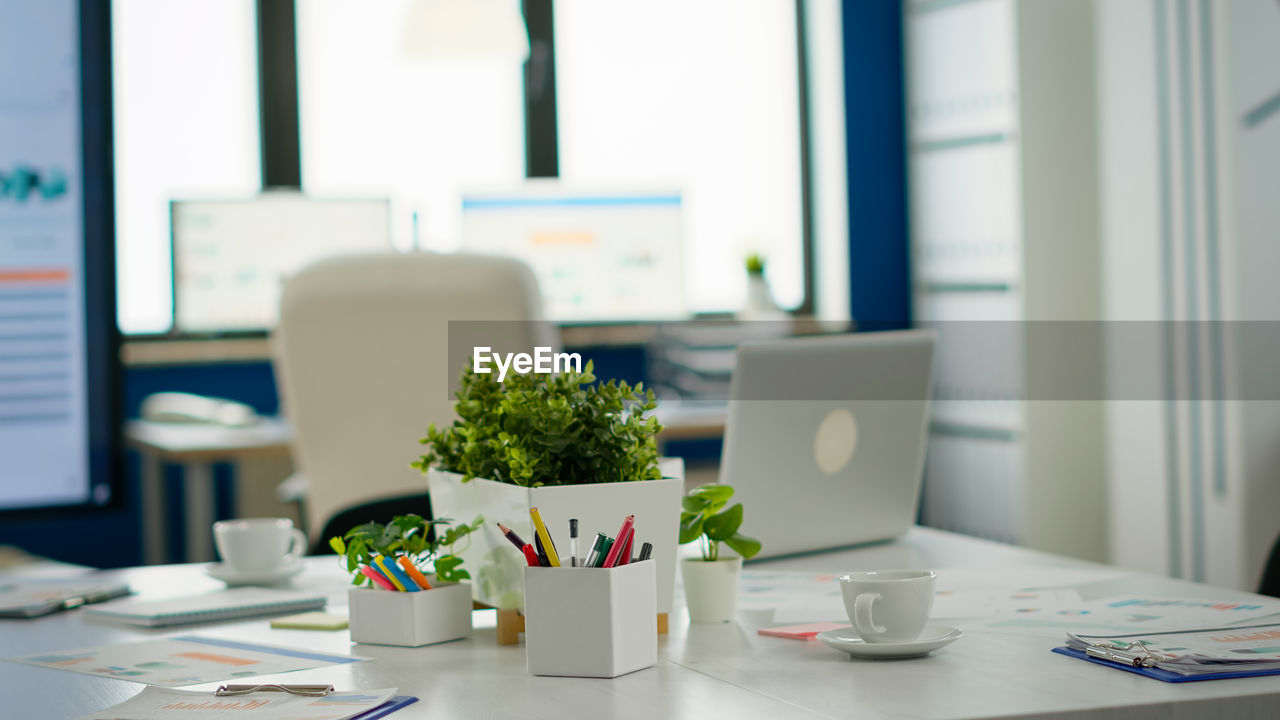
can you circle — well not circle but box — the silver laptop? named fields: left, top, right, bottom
left=720, top=330, right=936, bottom=559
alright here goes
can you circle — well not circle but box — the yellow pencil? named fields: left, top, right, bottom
left=529, top=507, right=561, bottom=567
left=373, top=556, right=408, bottom=591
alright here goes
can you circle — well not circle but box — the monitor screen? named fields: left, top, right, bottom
left=0, top=0, right=118, bottom=513
left=171, top=193, right=392, bottom=333
left=460, top=184, right=686, bottom=322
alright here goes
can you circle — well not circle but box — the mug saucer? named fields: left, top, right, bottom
left=817, top=624, right=963, bottom=659
left=205, top=560, right=304, bottom=587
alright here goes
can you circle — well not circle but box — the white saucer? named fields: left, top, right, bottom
left=816, top=624, right=963, bottom=659
left=205, top=561, right=304, bottom=586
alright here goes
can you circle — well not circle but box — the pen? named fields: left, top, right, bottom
left=614, top=526, right=635, bottom=566
left=497, top=522, right=528, bottom=552
left=569, top=519, right=579, bottom=567
left=360, top=564, right=397, bottom=591
left=529, top=507, right=561, bottom=567
left=521, top=543, right=542, bottom=567
left=593, top=536, right=615, bottom=567
left=584, top=532, right=607, bottom=568
left=637, top=541, right=653, bottom=562
left=602, top=515, right=634, bottom=568
left=397, top=556, right=433, bottom=590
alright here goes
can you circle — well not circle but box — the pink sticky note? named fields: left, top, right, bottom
left=757, top=622, right=850, bottom=640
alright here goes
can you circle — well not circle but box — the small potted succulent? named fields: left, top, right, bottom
left=679, top=484, right=762, bottom=622
left=416, top=362, right=683, bottom=617
left=331, top=514, right=481, bottom=646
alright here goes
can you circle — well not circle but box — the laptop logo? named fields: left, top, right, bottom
left=814, top=408, right=858, bottom=475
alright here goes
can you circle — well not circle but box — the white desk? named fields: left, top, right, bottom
left=6, top=528, right=1279, bottom=719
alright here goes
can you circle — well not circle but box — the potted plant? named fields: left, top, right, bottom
left=679, top=484, right=762, bottom=622
left=331, top=514, right=481, bottom=646
left=416, top=361, right=683, bottom=621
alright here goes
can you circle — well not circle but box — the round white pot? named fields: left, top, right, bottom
left=681, top=556, right=743, bottom=623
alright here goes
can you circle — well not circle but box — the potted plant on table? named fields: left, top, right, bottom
left=415, top=361, right=683, bottom=626
left=679, top=484, right=762, bottom=622
left=331, top=514, right=481, bottom=646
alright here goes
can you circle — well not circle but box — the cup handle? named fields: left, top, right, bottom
left=853, top=592, right=886, bottom=637
left=283, top=528, right=307, bottom=565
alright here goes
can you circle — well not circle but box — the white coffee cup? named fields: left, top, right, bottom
left=839, top=569, right=936, bottom=643
left=213, top=518, right=306, bottom=574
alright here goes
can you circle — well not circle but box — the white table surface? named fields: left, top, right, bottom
left=5, top=527, right=1280, bottom=720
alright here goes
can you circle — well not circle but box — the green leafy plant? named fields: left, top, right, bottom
left=329, top=515, right=482, bottom=586
left=679, top=484, right=762, bottom=561
left=745, top=253, right=766, bottom=276
left=413, top=360, right=664, bottom=487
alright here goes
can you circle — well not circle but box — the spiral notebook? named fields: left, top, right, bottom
left=85, top=587, right=326, bottom=627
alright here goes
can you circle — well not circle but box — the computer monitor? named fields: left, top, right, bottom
left=459, top=183, right=686, bottom=322
left=0, top=0, right=119, bottom=514
left=171, top=193, right=391, bottom=333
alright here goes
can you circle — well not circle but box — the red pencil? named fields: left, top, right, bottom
left=602, top=515, right=635, bottom=568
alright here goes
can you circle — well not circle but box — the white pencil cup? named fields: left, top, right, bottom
left=523, top=561, right=657, bottom=678
left=348, top=579, right=473, bottom=647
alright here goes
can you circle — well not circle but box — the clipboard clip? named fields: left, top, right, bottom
left=1082, top=640, right=1171, bottom=668
left=214, top=684, right=334, bottom=697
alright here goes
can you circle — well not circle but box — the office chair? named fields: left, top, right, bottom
left=273, top=251, right=556, bottom=546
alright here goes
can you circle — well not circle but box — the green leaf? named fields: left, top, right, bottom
left=723, top=532, right=762, bottom=560
left=328, top=537, right=345, bottom=555
left=679, top=512, right=705, bottom=544
left=682, top=495, right=710, bottom=513
left=702, top=503, right=743, bottom=541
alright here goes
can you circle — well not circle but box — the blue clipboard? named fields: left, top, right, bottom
left=1052, top=647, right=1280, bottom=683
left=353, top=695, right=419, bottom=718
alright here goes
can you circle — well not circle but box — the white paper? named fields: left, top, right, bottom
left=931, top=589, right=1082, bottom=619
left=10, top=635, right=366, bottom=687
left=75, top=686, right=397, bottom=720
left=977, top=596, right=1280, bottom=637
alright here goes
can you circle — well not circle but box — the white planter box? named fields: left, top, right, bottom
left=347, top=579, right=472, bottom=647
left=524, top=562, right=657, bottom=678
left=426, top=463, right=683, bottom=613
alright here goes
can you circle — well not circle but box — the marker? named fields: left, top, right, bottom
left=397, top=556, right=433, bottom=590
left=584, top=532, right=608, bottom=568
left=593, top=536, right=615, bottom=568
left=360, top=564, right=397, bottom=591
left=521, top=543, right=542, bottom=567
left=637, top=542, right=653, bottom=562
left=569, top=519, right=579, bottom=567
left=529, top=507, right=561, bottom=567
left=602, top=515, right=634, bottom=568
left=614, top=526, right=635, bottom=566
left=374, top=555, right=416, bottom=591
left=606, top=526, right=634, bottom=568
left=497, top=522, right=528, bottom=552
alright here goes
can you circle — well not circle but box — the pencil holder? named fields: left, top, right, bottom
left=523, top=561, right=657, bottom=678
left=347, top=579, right=472, bottom=647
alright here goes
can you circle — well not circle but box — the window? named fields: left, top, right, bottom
left=295, top=0, right=527, bottom=252
left=553, top=0, right=805, bottom=314
left=112, top=0, right=261, bottom=335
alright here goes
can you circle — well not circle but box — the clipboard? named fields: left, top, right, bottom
left=1052, top=647, right=1280, bottom=683
left=77, top=685, right=418, bottom=720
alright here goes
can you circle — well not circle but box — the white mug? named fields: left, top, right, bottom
left=839, top=570, right=936, bottom=643
left=213, top=518, right=306, bottom=574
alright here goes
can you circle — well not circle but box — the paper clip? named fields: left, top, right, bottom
left=214, top=684, right=334, bottom=697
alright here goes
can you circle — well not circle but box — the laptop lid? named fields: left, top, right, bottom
left=719, top=330, right=936, bottom=559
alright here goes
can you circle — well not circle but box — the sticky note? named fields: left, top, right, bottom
left=757, top=622, right=850, bottom=640
left=270, top=611, right=350, bottom=631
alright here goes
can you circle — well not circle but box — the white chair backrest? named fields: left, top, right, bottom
left=273, top=252, right=555, bottom=538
